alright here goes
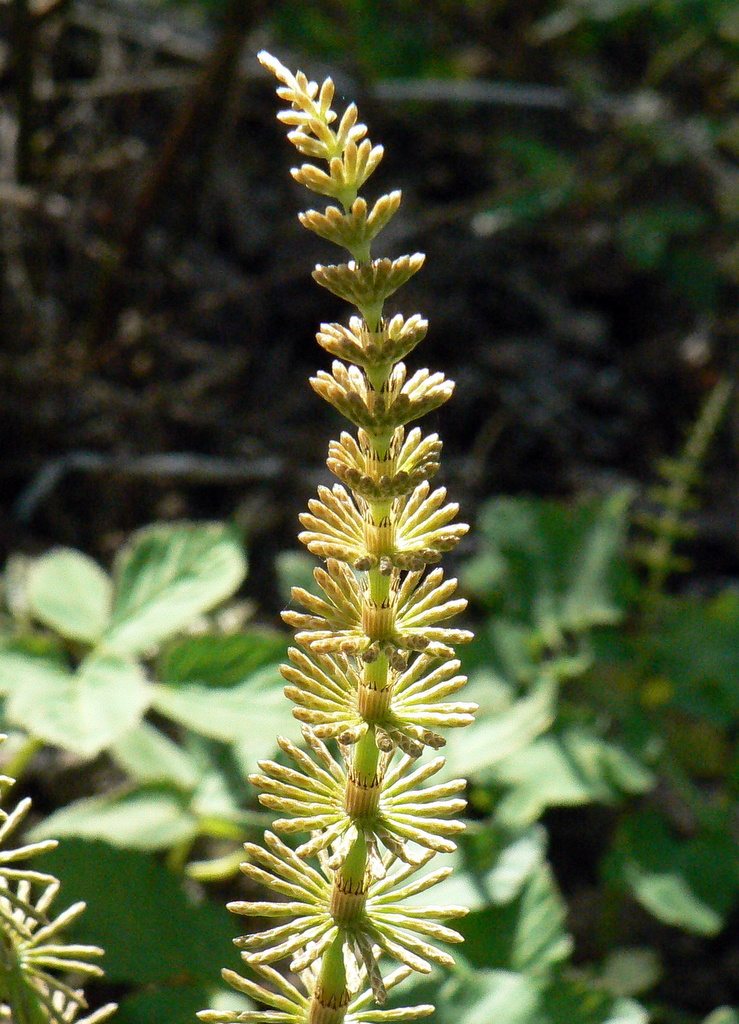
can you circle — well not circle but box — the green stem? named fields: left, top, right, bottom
left=642, top=376, right=732, bottom=622
left=313, top=932, right=349, bottom=1023
left=2, top=735, right=43, bottom=784
left=352, top=731, right=380, bottom=784
left=165, top=836, right=195, bottom=874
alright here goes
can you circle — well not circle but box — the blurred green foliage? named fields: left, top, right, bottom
left=0, top=379, right=734, bottom=1024
left=5, top=0, right=739, bottom=1021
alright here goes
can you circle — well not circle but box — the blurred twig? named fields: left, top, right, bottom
left=14, top=451, right=286, bottom=522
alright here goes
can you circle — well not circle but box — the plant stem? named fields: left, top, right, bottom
left=2, top=735, right=43, bottom=783
left=642, top=375, right=732, bottom=621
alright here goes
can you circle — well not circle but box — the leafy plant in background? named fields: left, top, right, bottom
left=0, top=522, right=298, bottom=865
left=458, top=371, right=739, bottom=1016
left=198, top=51, right=478, bottom=1024
left=0, top=521, right=297, bottom=1021
left=1, top=382, right=732, bottom=1024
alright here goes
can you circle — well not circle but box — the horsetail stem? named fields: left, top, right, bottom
left=199, top=52, right=476, bottom=1024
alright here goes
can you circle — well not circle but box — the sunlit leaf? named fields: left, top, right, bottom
left=486, top=825, right=548, bottom=904
left=27, top=548, right=112, bottom=644
left=494, top=729, right=652, bottom=829
left=30, top=790, right=198, bottom=850
left=615, top=811, right=739, bottom=935
left=461, top=862, right=571, bottom=973
left=157, top=631, right=287, bottom=688
left=442, top=672, right=556, bottom=781
left=151, top=662, right=295, bottom=765
left=105, top=523, right=246, bottom=655
left=0, top=652, right=151, bottom=758
left=111, top=721, right=201, bottom=790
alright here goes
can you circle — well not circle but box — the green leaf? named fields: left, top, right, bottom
left=490, top=619, right=540, bottom=684
left=37, top=839, right=242, bottom=983
left=151, top=662, right=295, bottom=764
left=398, top=962, right=647, bottom=1024
left=441, top=671, right=556, bottom=781
left=275, top=549, right=320, bottom=604
left=465, top=493, right=632, bottom=647
left=626, top=864, right=722, bottom=936
left=105, top=523, right=246, bottom=655
left=29, top=789, right=198, bottom=850
left=616, top=811, right=739, bottom=935
left=702, top=1010, right=739, bottom=1024
left=477, top=497, right=541, bottom=551
left=460, top=863, right=572, bottom=974
left=397, top=963, right=544, bottom=1024
left=618, top=205, right=707, bottom=270
left=562, top=487, right=634, bottom=631
left=116, top=985, right=210, bottom=1024
left=404, top=849, right=486, bottom=914
left=0, top=652, right=151, bottom=758
left=462, top=971, right=543, bottom=1024
left=494, top=729, right=653, bottom=829
left=512, top=863, right=573, bottom=974
left=117, top=986, right=252, bottom=1024
left=652, top=591, right=739, bottom=726
left=157, top=631, right=287, bottom=688
left=111, top=721, right=201, bottom=790
left=598, top=948, right=661, bottom=998
left=542, top=979, right=648, bottom=1024
left=27, top=548, right=112, bottom=643
left=486, top=826, right=548, bottom=904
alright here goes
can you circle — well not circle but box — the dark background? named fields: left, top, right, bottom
left=4, top=0, right=739, bottom=615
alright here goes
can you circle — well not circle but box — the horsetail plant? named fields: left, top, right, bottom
left=0, top=738, right=116, bottom=1024
left=199, top=52, right=476, bottom=1024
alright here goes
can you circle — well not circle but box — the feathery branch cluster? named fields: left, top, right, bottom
left=200, top=52, right=476, bottom=1024
left=0, top=743, right=116, bottom=1024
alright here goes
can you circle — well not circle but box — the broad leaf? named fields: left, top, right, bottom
left=486, top=825, right=548, bottom=903
left=598, top=948, right=661, bottom=998
left=615, top=811, right=739, bottom=935
left=460, top=863, right=572, bottom=974
left=116, top=985, right=209, bottom=1024
left=442, top=671, right=556, bottom=781
left=27, top=548, right=112, bottom=643
left=111, top=721, right=201, bottom=790
left=395, top=963, right=544, bottom=1024
left=626, top=864, right=723, bottom=936
left=117, top=986, right=252, bottom=1024
left=37, top=840, right=242, bottom=983
left=702, top=1011, right=739, bottom=1024
left=464, top=492, right=633, bottom=644
left=30, top=789, right=198, bottom=850
left=562, top=487, right=634, bottom=631
left=0, top=652, right=151, bottom=758
left=652, top=591, right=739, bottom=726
left=157, top=631, right=287, bottom=688
left=494, top=729, right=653, bottom=829
left=398, top=961, right=646, bottom=1024
left=151, top=662, right=295, bottom=764
left=543, top=979, right=648, bottom=1024
left=276, top=549, right=321, bottom=604
left=105, top=523, right=246, bottom=655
